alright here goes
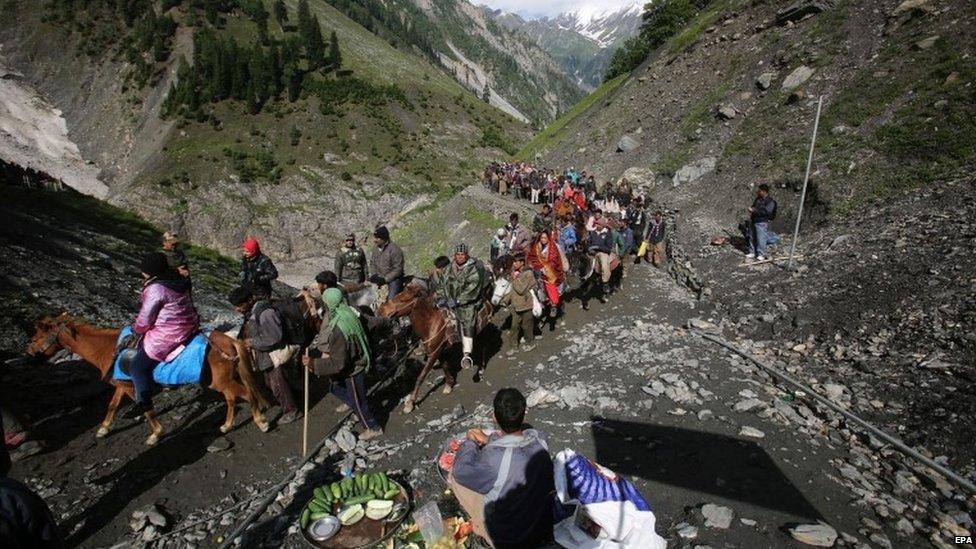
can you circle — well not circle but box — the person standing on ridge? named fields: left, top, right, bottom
left=369, top=226, right=405, bottom=300
left=240, top=237, right=278, bottom=300
left=334, top=233, right=368, bottom=287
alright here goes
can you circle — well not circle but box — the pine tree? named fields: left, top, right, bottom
left=273, top=0, right=287, bottom=29
left=297, top=0, right=312, bottom=37
left=326, top=30, right=341, bottom=71
left=305, top=15, right=325, bottom=70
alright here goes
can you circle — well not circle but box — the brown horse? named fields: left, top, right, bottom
left=377, top=284, right=492, bottom=413
left=26, top=313, right=270, bottom=446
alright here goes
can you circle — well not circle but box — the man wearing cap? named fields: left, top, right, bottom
left=368, top=226, right=405, bottom=299
left=161, top=231, right=189, bottom=278
left=240, top=237, right=278, bottom=300
left=334, top=233, right=368, bottom=287
left=228, top=286, right=301, bottom=425
left=443, top=243, right=486, bottom=370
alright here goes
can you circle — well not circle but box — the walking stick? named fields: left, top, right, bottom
left=787, top=95, right=824, bottom=270
left=302, top=350, right=310, bottom=457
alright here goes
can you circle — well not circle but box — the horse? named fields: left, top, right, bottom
left=376, top=283, right=492, bottom=413
left=26, top=313, right=271, bottom=446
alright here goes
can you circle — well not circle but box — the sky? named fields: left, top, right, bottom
left=478, top=0, right=641, bottom=20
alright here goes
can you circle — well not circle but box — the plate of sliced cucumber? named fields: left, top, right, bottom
left=299, top=471, right=411, bottom=548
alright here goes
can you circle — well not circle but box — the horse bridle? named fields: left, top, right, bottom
left=35, top=321, right=70, bottom=356
left=383, top=295, right=420, bottom=318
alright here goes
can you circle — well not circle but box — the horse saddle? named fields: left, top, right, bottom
left=111, top=327, right=209, bottom=385
left=441, top=302, right=492, bottom=345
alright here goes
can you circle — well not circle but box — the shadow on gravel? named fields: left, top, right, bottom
left=62, top=403, right=226, bottom=546
left=590, top=417, right=824, bottom=521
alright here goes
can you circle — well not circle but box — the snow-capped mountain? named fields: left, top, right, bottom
left=484, top=2, right=644, bottom=91
left=550, top=2, right=644, bottom=49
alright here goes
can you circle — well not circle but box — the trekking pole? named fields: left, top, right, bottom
left=302, top=351, right=310, bottom=457
left=787, top=95, right=823, bottom=270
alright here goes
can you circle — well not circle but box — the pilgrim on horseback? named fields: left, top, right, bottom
left=229, top=286, right=304, bottom=425
left=442, top=243, right=488, bottom=371
left=302, top=288, right=384, bottom=441
left=124, top=252, right=200, bottom=419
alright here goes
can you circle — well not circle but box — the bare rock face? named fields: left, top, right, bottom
left=672, top=157, right=717, bottom=187
left=782, top=65, right=815, bottom=90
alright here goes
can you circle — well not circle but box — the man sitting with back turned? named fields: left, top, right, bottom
left=449, top=388, right=555, bottom=548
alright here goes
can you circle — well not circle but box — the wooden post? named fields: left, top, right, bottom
left=302, top=356, right=310, bottom=457
left=787, top=96, right=824, bottom=270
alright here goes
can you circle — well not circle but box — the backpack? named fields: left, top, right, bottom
left=253, top=298, right=311, bottom=347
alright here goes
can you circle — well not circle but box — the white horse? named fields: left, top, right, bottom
left=491, top=276, right=512, bottom=306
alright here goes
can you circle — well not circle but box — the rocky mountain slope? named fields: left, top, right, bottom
left=389, top=0, right=585, bottom=123
left=488, top=2, right=643, bottom=90
left=0, top=0, right=534, bottom=270
left=528, top=0, right=976, bottom=478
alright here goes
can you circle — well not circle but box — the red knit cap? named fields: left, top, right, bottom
left=243, top=237, right=260, bottom=256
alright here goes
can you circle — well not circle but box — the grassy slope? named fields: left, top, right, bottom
left=514, top=72, right=629, bottom=161
left=137, top=0, right=530, bottom=241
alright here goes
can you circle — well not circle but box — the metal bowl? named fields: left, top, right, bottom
left=308, top=516, right=341, bottom=542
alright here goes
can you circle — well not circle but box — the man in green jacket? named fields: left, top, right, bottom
left=334, top=233, right=368, bottom=286
left=442, top=243, right=486, bottom=370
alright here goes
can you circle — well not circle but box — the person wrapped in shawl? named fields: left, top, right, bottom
left=303, top=288, right=383, bottom=440
left=526, top=231, right=567, bottom=319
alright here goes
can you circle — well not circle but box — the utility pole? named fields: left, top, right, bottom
left=787, top=95, right=823, bottom=270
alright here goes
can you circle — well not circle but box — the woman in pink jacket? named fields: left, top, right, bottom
left=125, top=252, right=199, bottom=418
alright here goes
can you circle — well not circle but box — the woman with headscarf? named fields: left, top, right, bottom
left=302, top=288, right=383, bottom=440
left=525, top=231, right=567, bottom=325
left=125, top=252, right=199, bottom=418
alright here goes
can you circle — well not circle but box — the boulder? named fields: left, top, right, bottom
left=672, top=157, right=717, bottom=187
left=616, top=134, right=641, bottom=152
left=756, top=72, right=776, bottom=90
left=739, top=426, right=766, bottom=438
left=775, top=0, right=833, bottom=26
left=619, top=166, right=657, bottom=191
left=782, top=65, right=815, bottom=90
left=890, top=0, right=935, bottom=18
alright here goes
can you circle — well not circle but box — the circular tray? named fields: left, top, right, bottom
left=300, top=478, right=411, bottom=549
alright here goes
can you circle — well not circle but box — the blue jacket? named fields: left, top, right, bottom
left=453, top=430, right=555, bottom=548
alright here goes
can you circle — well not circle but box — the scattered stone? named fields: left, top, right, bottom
left=734, top=398, right=765, bottom=412
left=334, top=426, right=357, bottom=453
left=914, top=35, right=939, bottom=50
left=782, top=65, right=815, bottom=90
left=823, top=383, right=847, bottom=402
left=717, top=105, right=738, bottom=120
left=756, top=72, right=776, bottom=90
left=146, top=506, right=168, bottom=528
left=616, top=134, right=641, bottom=152
left=207, top=437, right=233, bottom=453
left=677, top=522, right=699, bottom=539
left=789, top=521, right=838, bottom=546
left=740, top=518, right=757, bottom=526
left=702, top=503, right=734, bottom=529
left=739, top=426, right=766, bottom=438
left=890, top=0, right=935, bottom=19
left=526, top=387, right=561, bottom=408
